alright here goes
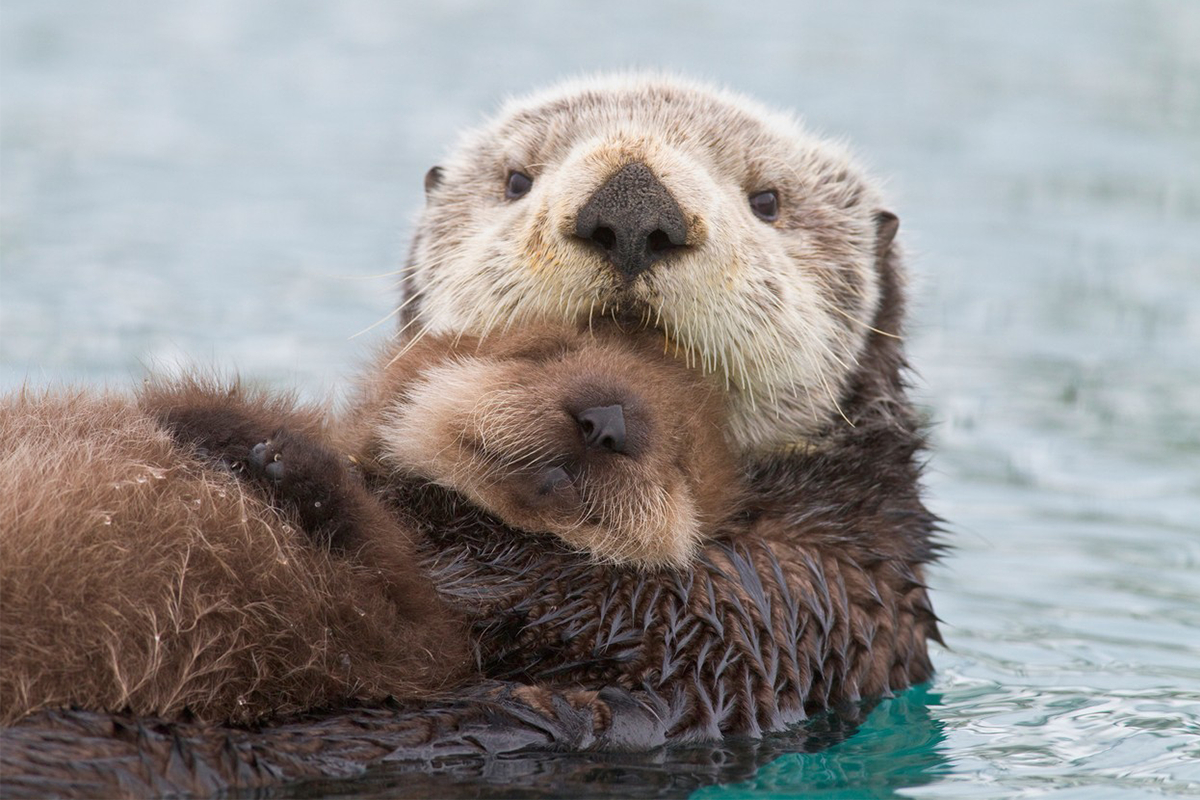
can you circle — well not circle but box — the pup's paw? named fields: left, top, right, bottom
left=248, top=440, right=286, bottom=485
left=243, top=430, right=354, bottom=547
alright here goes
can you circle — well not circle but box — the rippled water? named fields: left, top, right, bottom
left=2, top=2, right=1198, bottom=798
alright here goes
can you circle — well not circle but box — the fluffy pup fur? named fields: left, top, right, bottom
left=338, top=324, right=738, bottom=568
left=0, top=384, right=469, bottom=726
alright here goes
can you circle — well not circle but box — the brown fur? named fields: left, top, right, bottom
left=0, top=383, right=469, bottom=726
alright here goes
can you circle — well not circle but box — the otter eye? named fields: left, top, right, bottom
left=749, top=190, right=779, bottom=222
left=506, top=171, right=533, bottom=200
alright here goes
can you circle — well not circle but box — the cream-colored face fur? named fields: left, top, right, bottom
left=403, top=74, right=894, bottom=453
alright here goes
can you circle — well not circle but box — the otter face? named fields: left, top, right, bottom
left=370, top=329, right=737, bottom=569
left=405, top=75, right=900, bottom=453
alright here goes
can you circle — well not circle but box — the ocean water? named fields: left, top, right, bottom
left=2, top=2, right=1198, bottom=798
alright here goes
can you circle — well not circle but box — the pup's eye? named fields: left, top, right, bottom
left=749, top=190, right=779, bottom=222
left=506, top=171, right=533, bottom=200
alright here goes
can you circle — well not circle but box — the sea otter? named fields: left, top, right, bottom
left=0, top=325, right=736, bottom=728
left=1, top=75, right=941, bottom=798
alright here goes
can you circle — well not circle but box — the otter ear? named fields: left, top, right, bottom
left=874, top=210, right=899, bottom=259
left=424, top=166, right=444, bottom=197
left=874, top=210, right=899, bottom=258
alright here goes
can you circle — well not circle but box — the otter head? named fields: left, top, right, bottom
left=403, top=74, right=903, bottom=453
left=364, top=327, right=738, bottom=569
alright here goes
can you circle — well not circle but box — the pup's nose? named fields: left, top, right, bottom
left=574, top=162, right=689, bottom=279
left=576, top=404, right=627, bottom=454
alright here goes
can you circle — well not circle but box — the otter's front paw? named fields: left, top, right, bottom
left=242, top=431, right=355, bottom=548
left=248, top=440, right=286, bottom=485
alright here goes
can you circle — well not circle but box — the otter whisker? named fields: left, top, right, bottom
left=388, top=313, right=425, bottom=344
left=385, top=324, right=432, bottom=367
left=336, top=269, right=410, bottom=281
left=829, top=304, right=901, bottom=339
left=350, top=293, right=420, bottom=340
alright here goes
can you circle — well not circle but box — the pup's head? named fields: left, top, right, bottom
left=364, top=327, right=738, bottom=569
left=403, top=74, right=902, bottom=453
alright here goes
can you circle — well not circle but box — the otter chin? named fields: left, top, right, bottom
left=405, top=73, right=900, bottom=454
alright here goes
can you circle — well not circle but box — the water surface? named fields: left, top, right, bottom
left=2, top=2, right=1198, bottom=797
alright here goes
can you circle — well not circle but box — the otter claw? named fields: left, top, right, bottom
left=249, top=441, right=283, bottom=484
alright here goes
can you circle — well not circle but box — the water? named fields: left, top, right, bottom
left=2, top=2, right=1198, bottom=797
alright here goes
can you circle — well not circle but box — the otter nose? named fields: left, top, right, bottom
left=574, top=162, right=689, bottom=279
left=576, top=404, right=627, bottom=454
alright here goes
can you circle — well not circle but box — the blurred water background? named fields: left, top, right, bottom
left=2, top=2, right=1198, bottom=798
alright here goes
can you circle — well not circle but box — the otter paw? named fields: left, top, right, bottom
left=248, top=440, right=286, bottom=485
left=241, top=430, right=356, bottom=548
left=244, top=432, right=336, bottom=500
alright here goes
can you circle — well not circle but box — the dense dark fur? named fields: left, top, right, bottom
left=2, top=683, right=910, bottom=799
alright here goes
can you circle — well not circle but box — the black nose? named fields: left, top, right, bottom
left=574, top=162, right=689, bottom=279
left=576, top=404, right=627, bottom=454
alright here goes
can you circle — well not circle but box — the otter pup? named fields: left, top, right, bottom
left=0, top=325, right=736, bottom=726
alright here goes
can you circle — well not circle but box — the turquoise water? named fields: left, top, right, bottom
left=2, top=2, right=1198, bottom=798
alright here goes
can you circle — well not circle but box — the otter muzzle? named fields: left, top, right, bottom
left=574, top=162, right=689, bottom=280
